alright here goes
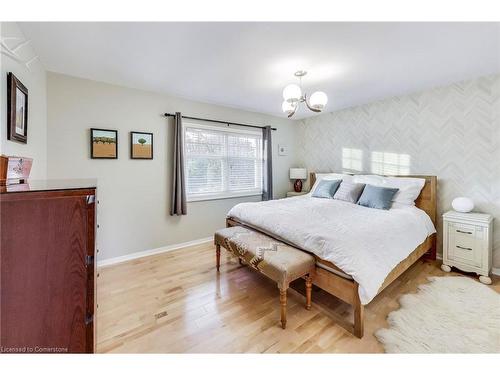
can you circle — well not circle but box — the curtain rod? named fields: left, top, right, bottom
left=164, top=113, right=277, bottom=131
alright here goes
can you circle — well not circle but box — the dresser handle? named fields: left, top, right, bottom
left=85, top=314, right=94, bottom=325
left=456, top=230, right=472, bottom=235
left=456, top=245, right=472, bottom=251
left=86, top=255, right=94, bottom=266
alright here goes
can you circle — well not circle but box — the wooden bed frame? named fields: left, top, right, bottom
left=226, top=173, right=437, bottom=338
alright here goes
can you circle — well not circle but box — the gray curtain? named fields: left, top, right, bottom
left=262, top=125, right=273, bottom=201
left=170, top=112, right=187, bottom=215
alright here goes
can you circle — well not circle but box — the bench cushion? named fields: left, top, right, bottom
left=215, top=226, right=315, bottom=289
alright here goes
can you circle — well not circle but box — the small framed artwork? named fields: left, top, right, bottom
left=90, top=128, right=118, bottom=159
left=278, top=144, right=288, bottom=156
left=130, top=131, right=153, bottom=159
left=7, top=72, right=29, bottom=144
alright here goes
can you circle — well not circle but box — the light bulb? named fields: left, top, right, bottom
left=282, top=84, right=301, bottom=103
left=309, top=91, right=328, bottom=110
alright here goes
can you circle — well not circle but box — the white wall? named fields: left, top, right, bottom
left=298, top=74, right=500, bottom=268
left=0, top=22, right=47, bottom=179
left=47, top=72, right=298, bottom=262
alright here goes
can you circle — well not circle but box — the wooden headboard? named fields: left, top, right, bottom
left=309, top=173, right=437, bottom=226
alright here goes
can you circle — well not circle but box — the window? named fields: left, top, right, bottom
left=371, top=151, right=411, bottom=175
left=342, top=147, right=363, bottom=172
left=184, top=123, right=263, bottom=201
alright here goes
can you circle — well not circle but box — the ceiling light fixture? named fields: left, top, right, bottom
left=282, top=70, right=328, bottom=118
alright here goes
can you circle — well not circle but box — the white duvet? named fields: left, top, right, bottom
left=227, top=196, right=436, bottom=304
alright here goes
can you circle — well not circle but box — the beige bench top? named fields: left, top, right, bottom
left=214, top=226, right=315, bottom=289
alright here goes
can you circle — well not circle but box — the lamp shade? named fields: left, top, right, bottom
left=282, top=100, right=296, bottom=115
left=283, top=84, right=302, bottom=103
left=452, top=197, right=474, bottom=213
left=290, top=168, right=307, bottom=180
left=309, top=91, right=328, bottom=110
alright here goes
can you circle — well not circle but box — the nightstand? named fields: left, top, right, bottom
left=442, top=211, right=493, bottom=284
left=286, top=191, right=308, bottom=197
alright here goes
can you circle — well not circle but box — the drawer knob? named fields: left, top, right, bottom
left=456, top=230, right=472, bottom=235
left=456, top=245, right=472, bottom=251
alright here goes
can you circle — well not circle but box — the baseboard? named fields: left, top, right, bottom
left=436, top=254, right=500, bottom=276
left=97, top=237, right=212, bottom=268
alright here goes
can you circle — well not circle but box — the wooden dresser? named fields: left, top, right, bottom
left=0, top=180, right=97, bottom=353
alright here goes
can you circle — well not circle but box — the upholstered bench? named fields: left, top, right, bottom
left=214, top=226, right=315, bottom=329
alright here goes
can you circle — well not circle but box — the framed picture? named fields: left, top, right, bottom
left=130, top=131, right=153, bottom=159
left=7, top=72, right=28, bottom=144
left=90, top=128, right=118, bottom=159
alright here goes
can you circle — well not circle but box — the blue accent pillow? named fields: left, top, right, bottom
left=312, top=179, right=342, bottom=199
left=357, top=184, right=399, bottom=210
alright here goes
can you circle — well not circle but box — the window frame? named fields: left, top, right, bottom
left=182, top=122, right=264, bottom=202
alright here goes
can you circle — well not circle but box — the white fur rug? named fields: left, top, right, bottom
left=375, top=276, right=500, bottom=353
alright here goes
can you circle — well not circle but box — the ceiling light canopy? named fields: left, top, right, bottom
left=281, top=70, right=328, bottom=118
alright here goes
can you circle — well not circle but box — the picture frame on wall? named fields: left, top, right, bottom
left=90, top=128, right=118, bottom=159
left=130, top=131, right=153, bottom=159
left=278, top=144, right=288, bottom=156
left=7, top=72, right=29, bottom=144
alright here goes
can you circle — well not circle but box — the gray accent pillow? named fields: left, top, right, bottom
left=357, top=184, right=399, bottom=210
left=333, top=181, right=366, bottom=203
left=311, top=179, right=342, bottom=199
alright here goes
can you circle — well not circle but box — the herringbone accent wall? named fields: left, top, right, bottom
left=298, top=74, right=500, bottom=268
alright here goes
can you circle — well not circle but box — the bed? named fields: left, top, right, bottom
left=226, top=173, right=437, bottom=338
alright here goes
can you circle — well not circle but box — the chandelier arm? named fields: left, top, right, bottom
left=287, top=103, right=298, bottom=118
left=304, top=94, right=322, bottom=113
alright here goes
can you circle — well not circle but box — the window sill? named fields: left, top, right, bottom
left=187, top=191, right=262, bottom=203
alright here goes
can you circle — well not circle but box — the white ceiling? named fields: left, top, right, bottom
left=19, top=22, right=500, bottom=119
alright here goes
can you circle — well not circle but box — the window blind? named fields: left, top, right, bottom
left=184, top=123, right=263, bottom=201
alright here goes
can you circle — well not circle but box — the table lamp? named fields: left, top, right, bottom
left=290, top=168, right=307, bottom=192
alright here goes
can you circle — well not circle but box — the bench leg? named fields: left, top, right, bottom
left=239, top=258, right=243, bottom=265
left=216, top=244, right=221, bottom=272
left=305, top=275, right=312, bottom=310
left=280, top=288, right=287, bottom=329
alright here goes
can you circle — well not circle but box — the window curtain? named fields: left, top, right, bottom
left=262, top=125, right=273, bottom=201
left=170, top=112, right=187, bottom=215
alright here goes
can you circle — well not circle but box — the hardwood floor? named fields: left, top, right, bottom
left=96, top=242, right=499, bottom=353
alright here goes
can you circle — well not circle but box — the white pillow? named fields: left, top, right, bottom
left=353, top=174, right=384, bottom=186
left=309, top=173, right=353, bottom=194
left=353, top=174, right=425, bottom=206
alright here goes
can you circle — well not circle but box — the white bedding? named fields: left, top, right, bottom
left=227, top=196, right=436, bottom=304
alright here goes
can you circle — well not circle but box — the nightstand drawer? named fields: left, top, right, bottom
left=450, top=243, right=477, bottom=264
left=452, top=223, right=476, bottom=238
left=447, top=224, right=482, bottom=267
